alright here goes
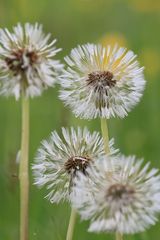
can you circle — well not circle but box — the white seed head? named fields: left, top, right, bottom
left=32, top=127, right=117, bottom=203
left=0, top=23, right=63, bottom=99
left=72, top=155, right=160, bottom=234
left=59, top=44, right=145, bottom=119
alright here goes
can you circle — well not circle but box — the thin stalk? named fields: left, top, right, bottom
left=19, top=95, right=29, bottom=240
left=101, top=122, right=123, bottom=240
left=116, top=232, right=123, bottom=240
left=100, top=118, right=110, bottom=154
left=66, top=208, right=77, bottom=240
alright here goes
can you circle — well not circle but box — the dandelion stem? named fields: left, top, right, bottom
left=19, top=95, right=29, bottom=240
left=116, top=232, right=123, bottom=240
left=66, top=208, right=77, bottom=240
left=101, top=120, right=123, bottom=240
left=100, top=118, right=110, bottom=154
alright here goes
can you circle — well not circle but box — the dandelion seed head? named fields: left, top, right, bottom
left=59, top=44, right=145, bottom=119
left=72, top=155, right=160, bottom=234
left=0, top=23, right=63, bottom=99
left=32, top=127, right=117, bottom=203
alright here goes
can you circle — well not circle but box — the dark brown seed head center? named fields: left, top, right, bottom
left=64, top=156, right=91, bottom=175
left=87, top=71, right=116, bottom=88
left=5, top=49, right=38, bottom=75
left=106, top=183, right=135, bottom=200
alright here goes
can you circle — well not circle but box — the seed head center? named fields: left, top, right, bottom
left=106, top=183, right=135, bottom=201
left=65, top=156, right=91, bottom=175
left=5, top=49, right=38, bottom=75
left=87, top=71, right=116, bottom=88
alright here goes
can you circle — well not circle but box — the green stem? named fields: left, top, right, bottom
left=19, top=96, right=29, bottom=240
left=100, top=118, right=110, bottom=154
left=116, top=232, right=123, bottom=240
left=66, top=208, right=77, bottom=240
left=100, top=121, right=123, bottom=240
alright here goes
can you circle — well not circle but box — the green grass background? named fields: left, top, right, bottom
left=0, top=0, right=160, bottom=239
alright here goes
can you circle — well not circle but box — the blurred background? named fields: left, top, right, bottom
left=0, top=0, right=160, bottom=239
